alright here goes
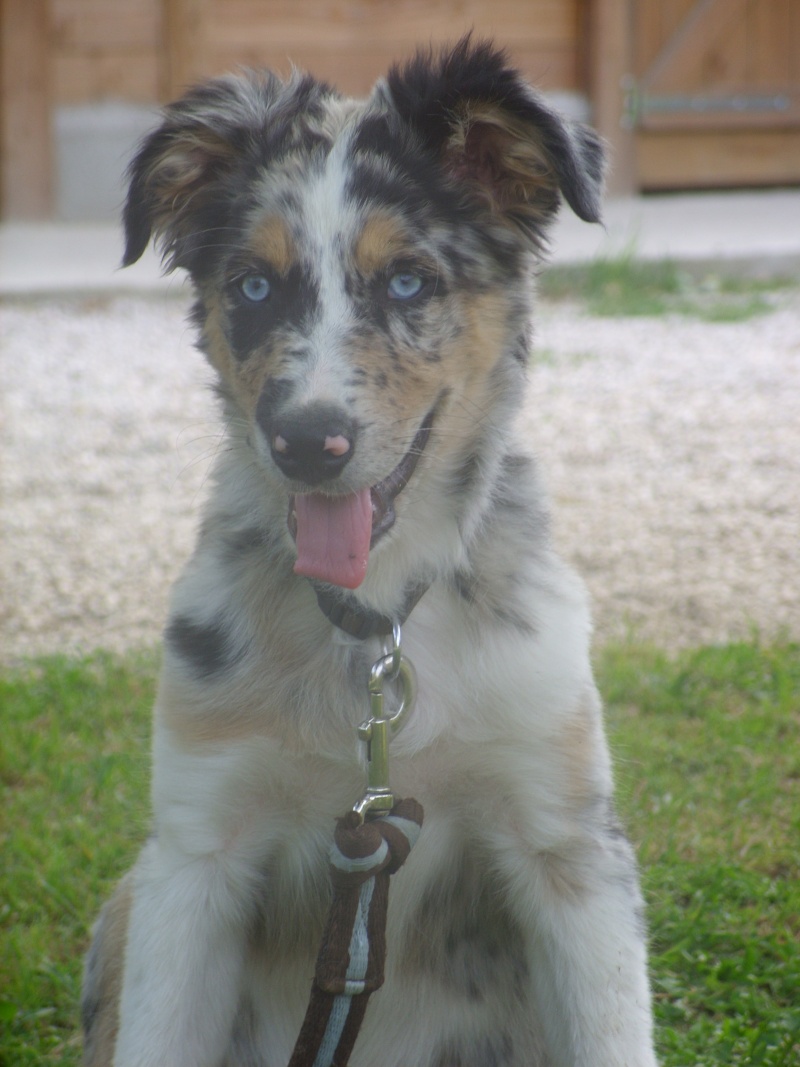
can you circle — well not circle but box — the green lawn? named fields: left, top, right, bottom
left=538, top=256, right=796, bottom=321
left=2, top=641, right=799, bottom=1065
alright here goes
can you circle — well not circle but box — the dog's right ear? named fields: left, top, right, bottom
left=123, top=83, right=237, bottom=270
left=122, top=74, right=288, bottom=273
left=123, top=70, right=337, bottom=272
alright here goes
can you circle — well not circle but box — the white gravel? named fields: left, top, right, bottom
left=2, top=290, right=798, bottom=662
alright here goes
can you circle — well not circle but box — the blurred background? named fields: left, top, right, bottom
left=1, top=0, right=799, bottom=223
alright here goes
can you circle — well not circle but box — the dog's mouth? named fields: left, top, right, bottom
left=287, top=406, right=436, bottom=590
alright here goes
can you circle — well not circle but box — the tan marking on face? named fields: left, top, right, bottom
left=200, top=287, right=277, bottom=419
left=353, top=213, right=416, bottom=276
left=82, top=875, right=133, bottom=1065
left=461, top=291, right=515, bottom=380
left=251, top=214, right=296, bottom=276
left=402, top=289, right=513, bottom=471
left=200, top=288, right=234, bottom=375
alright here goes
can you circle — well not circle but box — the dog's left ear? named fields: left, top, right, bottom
left=385, top=37, right=605, bottom=239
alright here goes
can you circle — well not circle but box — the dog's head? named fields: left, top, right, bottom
left=124, top=38, right=603, bottom=593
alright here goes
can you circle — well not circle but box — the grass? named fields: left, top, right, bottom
left=1, top=653, right=156, bottom=1065
left=599, top=642, right=800, bottom=1065
left=2, top=641, right=799, bottom=1065
left=539, top=255, right=796, bottom=321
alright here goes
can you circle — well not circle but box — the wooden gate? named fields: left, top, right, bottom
left=631, top=0, right=800, bottom=189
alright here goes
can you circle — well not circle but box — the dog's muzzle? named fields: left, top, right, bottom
left=287, top=406, right=436, bottom=590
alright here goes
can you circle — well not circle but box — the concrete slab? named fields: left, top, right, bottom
left=1, top=189, right=798, bottom=296
left=550, top=188, right=800, bottom=275
left=0, top=223, right=188, bottom=296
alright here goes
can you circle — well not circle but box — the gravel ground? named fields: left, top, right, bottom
left=2, top=290, right=799, bottom=662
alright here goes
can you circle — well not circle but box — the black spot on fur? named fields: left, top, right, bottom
left=406, top=847, right=529, bottom=1007
left=492, top=603, right=536, bottom=636
left=350, top=112, right=404, bottom=159
left=190, top=297, right=208, bottom=332
left=346, top=159, right=438, bottom=224
left=348, top=118, right=462, bottom=227
left=493, top=454, right=539, bottom=517
left=226, top=263, right=320, bottom=359
left=452, top=569, right=535, bottom=636
left=222, top=525, right=282, bottom=565
left=511, top=333, right=530, bottom=364
left=449, top=451, right=481, bottom=498
left=225, top=526, right=266, bottom=554
left=500, top=453, right=532, bottom=477
left=453, top=570, right=477, bottom=604
left=253, top=375, right=295, bottom=439
left=166, top=614, right=244, bottom=678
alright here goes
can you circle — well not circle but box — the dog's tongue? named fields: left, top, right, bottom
left=292, top=488, right=372, bottom=589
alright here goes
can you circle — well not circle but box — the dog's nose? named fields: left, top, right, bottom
left=268, top=406, right=357, bottom=485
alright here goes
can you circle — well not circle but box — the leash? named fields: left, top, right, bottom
left=288, top=624, right=424, bottom=1067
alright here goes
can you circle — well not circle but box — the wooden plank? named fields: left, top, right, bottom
left=209, top=0, right=576, bottom=49
left=51, top=0, right=161, bottom=51
left=164, top=0, right=210, bottom=97
left=53, top=54, right=162, bottom=104
left=590, top=0, right=637, bottom=195
left=637, top=127, right=800, bottom=187
left=200, top=0, right=582, bottom=96
left=749, top=0, right=791, bottom=89
left=640, top=0, right=750, bottom=92
left=634, top=0, right=664, bottom=74
left=0, top=0, right=52, bottom=218
left=638, top=94, right=800, bottom=131
left=574, top=0, right=591, bottom=95
left=166, top=0, right=581, bottom=99
left=211, top=44, right=578, bottom=96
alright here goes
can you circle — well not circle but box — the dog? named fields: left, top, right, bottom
left=82, top=37, right=658, bottom=1067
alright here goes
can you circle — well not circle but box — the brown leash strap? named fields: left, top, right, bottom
left=288, top=798, right=423, bottom=1067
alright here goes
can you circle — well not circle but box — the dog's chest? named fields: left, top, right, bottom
left=248, top=791, right=527, bottom=1009
left=394, top=840, right=529, bottom=1006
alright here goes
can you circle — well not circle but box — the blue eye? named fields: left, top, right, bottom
left=387, top=271, right=425, bottom=301
left=240, top=273, right=271, bottom=302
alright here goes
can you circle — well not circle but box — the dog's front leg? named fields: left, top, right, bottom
left=112, top=835, right=250, bottom=1067
left=498, top=821, right=658, bottom=1067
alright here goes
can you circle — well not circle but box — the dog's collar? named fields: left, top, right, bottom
left=312, top=581, right=429, bottom=640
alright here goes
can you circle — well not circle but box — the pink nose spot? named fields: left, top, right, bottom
left=273, top=434, right=289, bottom=453
left=324, top=435, right=351, bottom=457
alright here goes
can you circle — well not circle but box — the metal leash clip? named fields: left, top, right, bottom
left=352, top=623, right=416, bottom=823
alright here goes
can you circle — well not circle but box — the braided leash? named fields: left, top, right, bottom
left=288, top=626, right=423, bottom=1067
